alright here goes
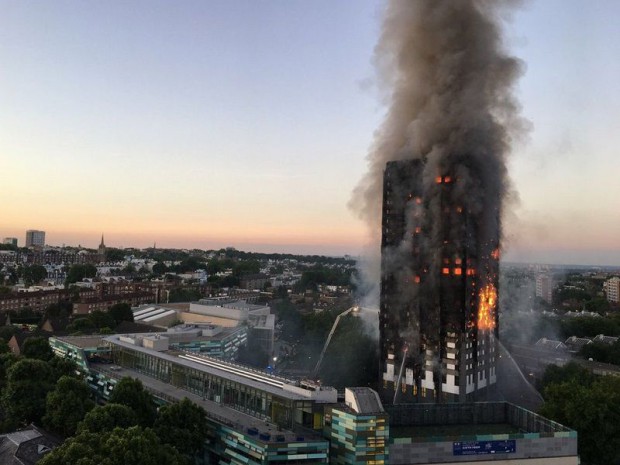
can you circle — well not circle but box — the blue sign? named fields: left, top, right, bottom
left=453, top=440, right=516, bottom=456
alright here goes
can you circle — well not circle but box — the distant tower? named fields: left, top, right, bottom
left=379, top=160, right=500, bottom=404
left=535, top=274, right=553, bottom=304
left=98, top=234, right=107, bottom=262
left=25, top=230, right=45, bottom=248
left=2, top=237, right=18, bottom=247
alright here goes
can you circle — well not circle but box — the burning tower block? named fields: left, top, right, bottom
left=380, top=159, right=500, bottom=403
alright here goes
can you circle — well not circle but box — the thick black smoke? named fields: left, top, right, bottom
left=351, top=0, right=527, bottom=305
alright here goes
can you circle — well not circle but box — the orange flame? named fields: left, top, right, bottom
left=478, top=284, right=497, bottom=331
left=491, top=248, right=500, bottom=260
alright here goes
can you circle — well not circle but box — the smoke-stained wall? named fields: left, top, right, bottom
left=351, top=1, right=527, bottom=403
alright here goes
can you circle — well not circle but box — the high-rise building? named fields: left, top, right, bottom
left=603, top=276, right=620, bottom=303
left=379, top=160, right=499, bottom=404
left=535, top=274, right=553, bottom=304
left=2, top=237, right=18, bottom=247
left=25, top=230, right=45, bottom=247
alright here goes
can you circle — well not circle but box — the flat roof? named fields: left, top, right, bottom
left=53, top=335, right=108, bottom=349
left=103, top=335, right=308, bottom=401
left=90, top=362, right=323, bottom=443
left=391, top=423, right=520, bottom=439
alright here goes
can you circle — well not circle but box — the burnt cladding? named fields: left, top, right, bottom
left=379, top=159, right=499, bottom=404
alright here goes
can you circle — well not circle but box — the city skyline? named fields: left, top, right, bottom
left=2, top=1, right=620, bottom=265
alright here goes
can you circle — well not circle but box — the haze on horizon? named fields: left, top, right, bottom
left=1, top=1, right=619, bottom=266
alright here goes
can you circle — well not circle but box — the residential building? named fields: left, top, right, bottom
left=534, top=338, right=567, bottom=351
left=0, top=424, right=60, bottom=464
left=2, top=237, right=18, bottom=247
left=240, top=274, right=269, bottom=290
left=535, top=274, right=554, bottom=304
left=380, top=160, right=499, bottom=403
left=72, top=292, right=154, bottom=315
left=603, top=276, right=620, bottom=303
left=25, top=230, right=45, bottom=247
left=564, top=336, right=591, bottom=353
left=593, top=334, right=619, bottom=345
left=0, top=289, right=69, bottom=313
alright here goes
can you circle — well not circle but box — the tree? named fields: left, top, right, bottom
left=2, top=358, right=55, bottom=425
left=232, top=260, right=260, bottom=277
left=168, top=287, right=202, bottom=303
left=105, top=248, right=126, bottom=262
left=152, top=261, right=168, bottom=275
left=274, top=299, right=303, bottom=342
left=22, top=336, right=55, bottom=361
left=108, top=377, right=157, bottom=427
left=0, top=338, right=9, bottom=354
left=121, top=263, right=137, bottom=276
left=108, top=303, right=134, bottom=326
left=219, top=275, right=239, bottom=288
left=0, top=352, right=18, bottom=392
left=43, top=375, right=95, bottom=437
left=49, top=357, right=79, bottom=380
left=580, top=340, right=620, bottom=365
left=539, top=361, right=594, bottom=393
left=67, top=317, right=96, bottom=334
left=44, top=300, right=73, bottom=318
left=78, top=404, right=138, bottom=434
left=0, top=326, right=16, bottom=343
left=88, top=310, right=115, bottom=330
left=39, top=426, right=186, bottom=465
left=65, top=264, right=97, bottom=285
left=154, top=398, right=208, bottom=460
left=23, top=265, right=48, bottom=286
left=539, top=376, right=620, bottom=465
left=584, top=297, right=610, bottom=314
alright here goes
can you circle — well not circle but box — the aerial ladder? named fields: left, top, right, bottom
left=311, top=306, right=360, bottom=378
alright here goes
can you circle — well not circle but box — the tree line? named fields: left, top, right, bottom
left=0, top=335, right=208, bottom=464
left=538, top=362, right=620, bottom=465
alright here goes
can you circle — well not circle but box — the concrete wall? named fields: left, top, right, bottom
left=393, top=459, right=578, bottom=465
left=389, top=435, right=578, bottom=465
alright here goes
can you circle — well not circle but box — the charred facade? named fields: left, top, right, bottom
left=379, top=159, right=499, bottom=404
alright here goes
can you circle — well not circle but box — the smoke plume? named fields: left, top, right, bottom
left=351, top=0, right=527, bottom=306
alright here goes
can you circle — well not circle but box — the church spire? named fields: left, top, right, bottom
left=98, top=234, right=106, bottom=263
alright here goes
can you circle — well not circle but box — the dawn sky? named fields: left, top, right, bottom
left=1, top=1, right=619, bottom=265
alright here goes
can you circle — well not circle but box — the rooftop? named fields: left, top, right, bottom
left=102, top=334, right=335, bottom=402
left=89, top=362, right=323, bottom=444
left=345, top=387, right=384, bottom=414
left=54, top=335, right=108, bottom=349
left=386, top=402, right=575, bottom=443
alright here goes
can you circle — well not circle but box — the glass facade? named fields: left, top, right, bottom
left=168, top=328, right=247, bottom=360
left=49, top=336, right=111, bottom=371
left=109, top=343, right=317, bottom=430
left=206, top=423, right=329, bottom=465
left=324, top=407, right=389, bottom=465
